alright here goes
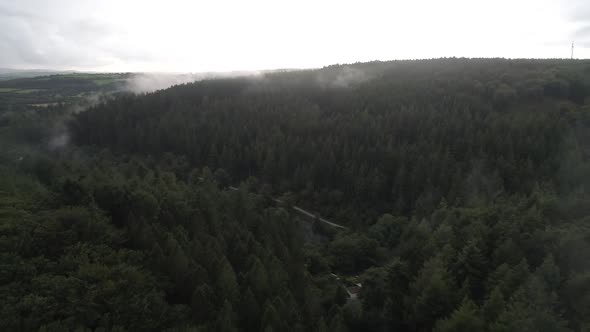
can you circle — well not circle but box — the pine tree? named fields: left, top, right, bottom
left=535, top=254, right=561, bottom=292
left=455, top=238, right=488, bottom=301
left=216, top=300, right=238, bottom=332
left=191, top=284, right=216, bottom=322
left=328, top=309, right=348, bottom=332
left=238, top=287, right=260, bottom=331
left=261, top=301, right=281, bottom=332
left=406, top=257, right=457, bottom=331
left=482, top=287, right=505, bottom=323
left=434, top=298, right=484, bottom=332
left=216, top=259, right=239, bottom=303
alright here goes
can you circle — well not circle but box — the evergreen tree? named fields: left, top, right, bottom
left=434, top=298, right=485, bottom=332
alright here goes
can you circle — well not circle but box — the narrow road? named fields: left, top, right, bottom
left=228, top=185, right=347, bottom=229
left=290, top=205, right=347, bottom=229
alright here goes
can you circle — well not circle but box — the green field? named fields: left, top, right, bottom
left=0, top=88, right=42, bottom=94
left=93, top=78, right=121, bottom=86
left=0, top=73, right=130, bottom=111
left=14, top=89, right=42, bottom=94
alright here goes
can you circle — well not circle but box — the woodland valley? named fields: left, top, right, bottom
left=1, top=58, right=590, bottom=331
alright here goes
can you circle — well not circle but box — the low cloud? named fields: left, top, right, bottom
left=48, top=131, right=68, bottom=150
left=124, top=71, right=262, bottom=93
left=124, top=73, right=205, bottom=93
left=47, top=92, right=109, bottom=150
left=316, top=65, right=372, bottom=88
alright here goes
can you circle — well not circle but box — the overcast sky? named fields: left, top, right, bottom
left=1, top=0, right=589, bottom=72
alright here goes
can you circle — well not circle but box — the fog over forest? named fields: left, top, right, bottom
left=1, top=0, right=590, bottom=331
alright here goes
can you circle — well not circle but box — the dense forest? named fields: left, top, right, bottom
left=2, top=58, right=590, bottom=331
left=74, top=59, right=590, bottom=225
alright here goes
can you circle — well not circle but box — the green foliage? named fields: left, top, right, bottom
left=434, top=298, right=485, bottom=332
left=406, top=257, right=457, bottom=331
left=71, top=59, right=590, bottom=224
left=3, top=58, right=590, bottom=331
left=0, top=154, right=326, bottom=331
left=329, top=233, right=379, bottom=273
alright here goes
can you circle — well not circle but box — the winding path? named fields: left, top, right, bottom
left=227, top=185, right=348, bottom=229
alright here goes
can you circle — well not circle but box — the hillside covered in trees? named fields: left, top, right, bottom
left=74, top=59, right=590, bottom=225
left=1, top=58, right=590, bottom=331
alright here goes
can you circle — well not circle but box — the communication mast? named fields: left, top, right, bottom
left=571, top=42, right=574, bottom=60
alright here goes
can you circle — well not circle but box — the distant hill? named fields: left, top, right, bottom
left=0, top=73, right=130, bottom=111
left=0, top=68, right=77, bottom=80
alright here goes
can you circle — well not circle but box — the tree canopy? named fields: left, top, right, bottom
left=1, top=58, right=590, bottom=331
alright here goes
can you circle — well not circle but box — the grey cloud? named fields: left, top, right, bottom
left=0, top=3, right=38, bottom=20
left=566, top=0, right=590, bottom=45
left=576, top=26, right=590, bottom=36
left=569, top=2, right=590, bottom=22
left=575, top=25, right=590, bottom=39
left=0, top=2, right=148, bottom=69
left=1, top=0, right=589, bottom=70
left=574, top=25, right=590, bottom=47
left=541, top=1, right=590, bottom=49
left=59, top=19, right=113, bottom=44
left=0, top=19, right=44, bottom=65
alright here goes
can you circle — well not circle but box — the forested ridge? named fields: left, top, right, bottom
left=2, top=58, right=590, bottom=331
left=73, top=59, right=590, bottom=224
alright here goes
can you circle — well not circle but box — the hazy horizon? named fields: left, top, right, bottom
left=1, top=0, right=590, bottom=72
left=3, top=57, right=590, bottom=76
